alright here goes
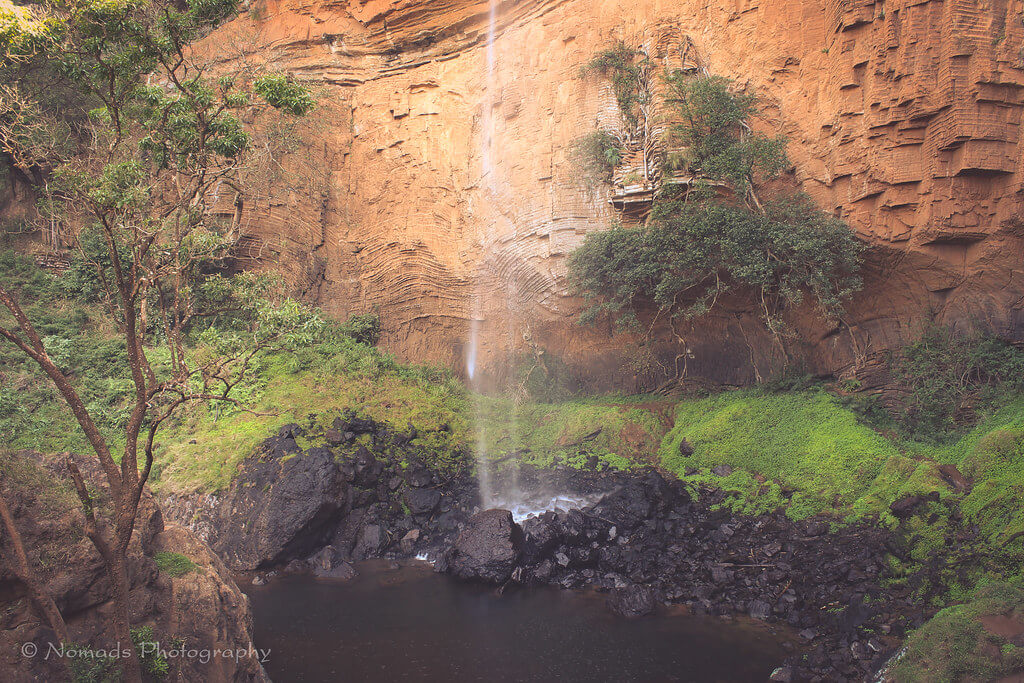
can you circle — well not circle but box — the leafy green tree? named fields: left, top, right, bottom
left=0, top=1, right=314, bottom=679
left=662, top=73, right=787, bottom=206
left=569, top=73, right=863, bottom=349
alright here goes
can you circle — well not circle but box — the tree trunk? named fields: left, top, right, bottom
left=107, top=552, right=143, bottom=682
left=0, top=492, right=68, bottom=644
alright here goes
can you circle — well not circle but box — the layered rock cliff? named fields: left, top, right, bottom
left=200, top=0, right=1024, bottom=389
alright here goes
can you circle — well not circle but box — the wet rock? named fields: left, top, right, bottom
left=405, top=463, right=434, bottom=487
left=748, top=599, right=773, bottom=621
left=401, top=529, right=421, bottom=554
left=594, top=482, right=653, bottom=529
left=211, top=444, right=346, bottom=570
left=352, top=446, right=385, bottom=488
left=520, top=513, right=561, bottom=564
left=769, top=666, right=793, bottom=682
left=835, top=596, right=873, bottom=636
left=889, top=494, right=933, bottom=519
left=308, top=545, right=358, bottom=579
left=334, top=414, right=376, bottom=434
left=404, top=487, right=442, bottom=515
left=607, top=584, right=656, bottom=617
left=278, top=423, right=305, bottom=439
left=937, top=464, right=971, bottom=492
left=318, top=561, right=357, bottom=580
left=445, top=509, right=523, bottom=583
left=353, top=524, right=385, bottom=560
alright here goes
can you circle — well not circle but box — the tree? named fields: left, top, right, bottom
left=569, top=73, right=863, bottom=356
left=0, top=1, right=313, bottom=679
left=661, top=73, right=787, bottom=209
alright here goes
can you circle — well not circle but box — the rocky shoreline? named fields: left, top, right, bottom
left=163, top=416, right=933, bottom=682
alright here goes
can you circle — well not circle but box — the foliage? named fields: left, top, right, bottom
left=890, top=323, right=1024, bottom=440
left=338, top=312, right=380, bottom=346
left=131, top=625, right=171, bottom=679
left=568, top=74, right=862, bottom=336
left=891, top=581, right=1024, bottom=682
left=66, top=625, right=172, bottom=682
left=569, top=192, right=863, bottom=331
left=658, top=389, right=941, bottom=520
left=253, top=73, right=315, bottom=116
left=662, top=74, right=787, bottom=191
left=571, top=131, right=622, bottom=183
left=153, top=551, right=197, bottom=577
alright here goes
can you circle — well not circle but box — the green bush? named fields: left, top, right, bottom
left=662, top=74, right=787, bottom=191
left=890, top=324, right=1024, bottom=440
left=571, top=131, right=622, bottom=183
left=339, top=312, right=380, bottom=346
left=154, top=551, right=197, bottom=577
left=569, top=193, right=863, bottom=331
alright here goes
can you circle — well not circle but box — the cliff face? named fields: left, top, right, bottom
left=202, top=0, right=1024, bottom=389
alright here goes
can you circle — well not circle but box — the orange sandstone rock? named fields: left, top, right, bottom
left=197, top=0, right=1024, bottom=389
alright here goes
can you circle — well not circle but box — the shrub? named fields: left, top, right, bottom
left=569, top=193, right=863, bottom=332
left=662, top=74, right=787, bottom=191
left=571, top=131, right=622, bottom=183
left=580, top=42, right=651, bottom=131
left=154, top=551, right=197, bottom=577
left=339, top=312, right=380, bottom=346
left=890, top=324, right=1024, bottom=439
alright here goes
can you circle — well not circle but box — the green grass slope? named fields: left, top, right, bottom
left=658, top=390, right=944, bottom=520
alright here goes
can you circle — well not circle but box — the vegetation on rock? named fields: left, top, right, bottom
left=891, top=581, right=1024, bottom=682
left=0, top=0, right=317, bottom=677
left=153, top=551, right=197, bottom=577
left=568, top=72, right=863, bottom=337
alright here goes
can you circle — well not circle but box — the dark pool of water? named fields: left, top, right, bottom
left=244, top=561, right=792, bottom=683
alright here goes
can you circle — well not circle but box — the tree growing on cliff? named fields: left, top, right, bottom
left=0, top=0, right=313, bottom=679
left=568, top=74, right=862, bottom=344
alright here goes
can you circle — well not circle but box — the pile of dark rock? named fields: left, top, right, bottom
left=437, top=470, right=922, bottom=681
left=164, top=415, right=480, bottom=576
left=164, top=416, right=929, bottom=683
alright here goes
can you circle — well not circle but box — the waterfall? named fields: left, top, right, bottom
left=466, top=0, right=586, bottom=519
left=467, top=0, right=501, bottom=509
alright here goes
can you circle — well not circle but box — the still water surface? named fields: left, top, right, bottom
left=244, top=560, right=791, bottom=682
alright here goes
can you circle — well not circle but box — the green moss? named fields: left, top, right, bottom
left=658, top=389, right=940, bottom=520
left=154, top=551, right=197, bottom=577
left=153, top=346, right=471, bottom=492
left=473, top=395, right=671, bottom=474
left=892, top=581, right=1024, bottom=682
left=921, top=399, right=1024, bottom=555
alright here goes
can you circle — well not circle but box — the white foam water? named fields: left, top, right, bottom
left=493, top=493, right=604, bottom=523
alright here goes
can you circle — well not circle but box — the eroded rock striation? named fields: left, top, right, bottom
left=191, top=0, right=1024, bottom=389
